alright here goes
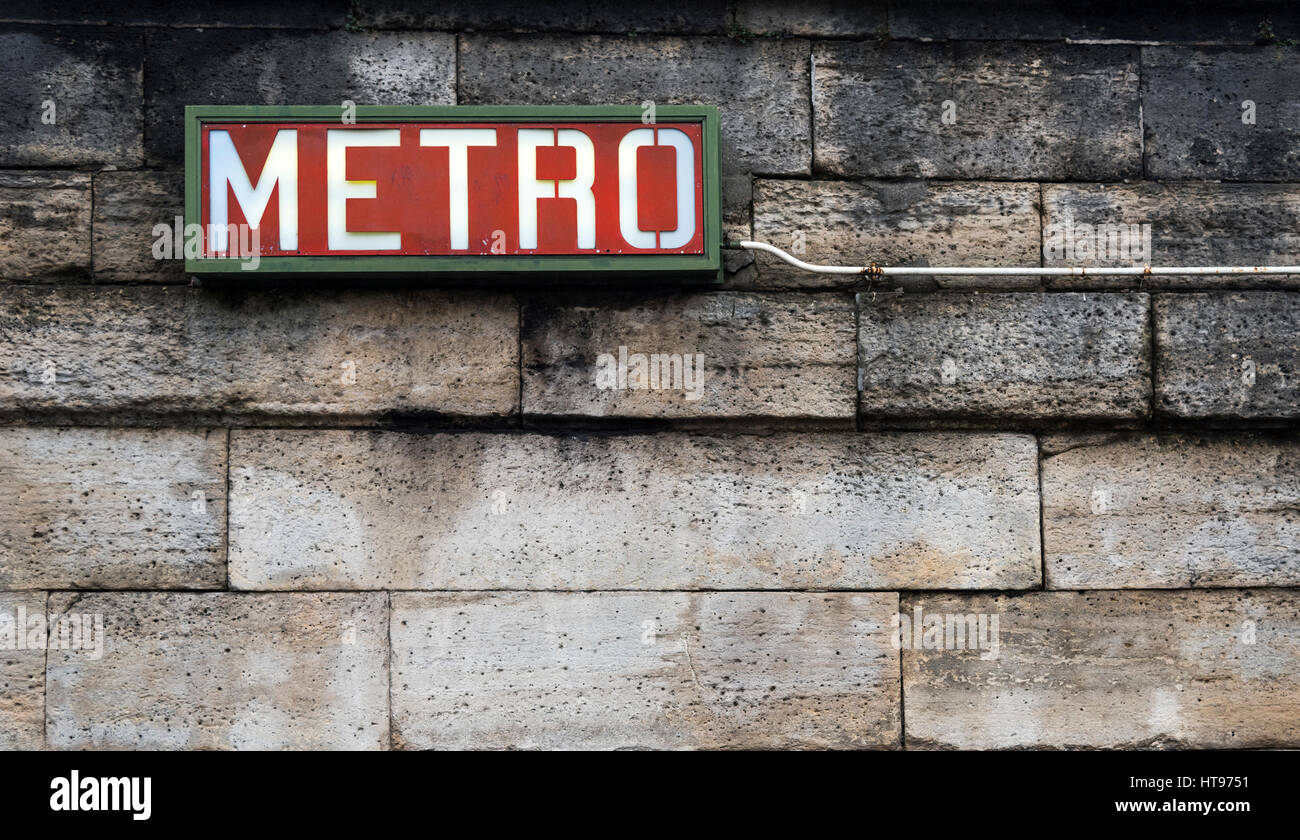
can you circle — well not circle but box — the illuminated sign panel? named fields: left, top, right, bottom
left=184, top=105, right=721, bottom=276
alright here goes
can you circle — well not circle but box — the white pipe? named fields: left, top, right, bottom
left=734, top=240, right=1300, bottom=278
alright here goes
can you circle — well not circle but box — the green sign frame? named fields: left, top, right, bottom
left=184, top=104, right=723, bottom=279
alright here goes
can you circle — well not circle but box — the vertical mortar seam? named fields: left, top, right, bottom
left=1037, top=433, right=1047, bottom=590
left=1147, top=293, right=1157, bottom=421
left=454, top=32, right=462, bottom=105
left=224, top=427, right=232, bottom=590
left=808, top=43, right=816, bottom=177
left=89, top=171, right=96, bottom=280
left=1137, top=45, right=1146, bottom=179
left=853, top=290, right=862, bottom=432
left=1037, top=182, right=1045, bottom=289
left=139, top=28, right=148, bottom=169
left=386, top=590, right=394, bottom=751
left=42, top=590, right=50, bottom=749
left=898, top=592, right=906, bottom=750
left=516, top=295, right=524, bottom=427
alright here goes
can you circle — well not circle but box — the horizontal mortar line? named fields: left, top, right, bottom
left=0, top=19, right=343, bottom=30
left=901, top=584, right=1300, bottom=594
left=0, top=282, right=852, bottom=296
left=776, top=175, right=1133, bottom=185
left=31, top=284, right=1300, bottom=296
left=9, top=420, right=1300, bottom=435
left=232, top=588, right=985, bottom=595
left=772, top=285, right=1300, bottom=296
left=34, top=588, right=915, bottom=595
left=769, top=280, right=1300, bottom=289
left=2, top=22, right=455, bottom=35
left=0, top=421, right=877, bottom=434
left=14, top=171, right=1300, bottom=187
left=88, top=167, right=184, bottom=173
left=3, top=19, right=1264, bottom=46
left=809, top=35, right=1232, bottom=47
left=755, top=174, right=1300, bottom=188
left=220, top=423, right=1018, bottom=432
left=0, top=164, right=148, bottom=173
left=17, top=166, right=1300, bottom=189
left=0, top=418, right=520, bottom=429
left=10, top=283, right=1300, bottom=297
left=892, top=38, right=1262, bottom=47
left=1, top=281, right=192, bottom=288
left=762, top=174, right=1300, bottom=187
left=32, top=585, right=1300, bottom=596
left=2, top=21, right=770, bottom=38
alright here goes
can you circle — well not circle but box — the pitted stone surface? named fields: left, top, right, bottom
left=0, top=428, right=227, bottom=589
left=0, top=286, right=518, bottom=423
left=392, top=591, right=901, bottom=750
left=1043, top=434, right=1300, bottom=588
left=229, top=430, right=1041, bottom=591
left=903, top=590, right=1300, bottom=749
left=0, top=592, right=47, bottom=750
left=859, top=292, right=1151, bottom=422
left=1155, top=293, right=1300, bottom=419
left=45, top=592, right=389, bottom=750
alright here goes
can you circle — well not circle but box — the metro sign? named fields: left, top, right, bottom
left=184, top=105, right=721, bottom=277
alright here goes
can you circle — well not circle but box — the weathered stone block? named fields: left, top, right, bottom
left=92, top=171, right=185, bottom=283
left=814, top=41, right=1140, bottom=179
left=891, top=2, right=1295, bottom=44
left=45, top=592, right=389, bottom=750
left=0, top=591, right=46, bottom=750
left=1154, top=292, right=1300, bottom=418
left=734, top=1, right=887, bottom=37
left=353, top=0, right=726, bottom=32
left=392, top=591, right=901, bottom=750
left=522, top=292, right=855, bottom=420
left=1, top=1, right=348, bottom=27
left=1043, top=434, right=1300, bottom=588
left=903, top=590, right=1300, bottom=749
left=145, top=30, right=456, bottom=164
left=753, top=180, right=1041, bottom=289
left=0, top=428, right=227, bottom=589
left=458, top=34, right=811, bottom=218
left=0, top=171, right=91, bottom=281
left=0, top=286, right=519, bottom=422
left=859, top=292, right=1151, bottom=422
left=229, top=430, right=1041, bottom=591
left=0, top=27, right=142, bottom=166
left=1144, top=47, right=1300, bottom=180
left=1043, top=182, right=1300, bottom=289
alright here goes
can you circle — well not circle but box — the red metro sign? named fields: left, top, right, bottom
left=184, top=105, right=722, bottom=276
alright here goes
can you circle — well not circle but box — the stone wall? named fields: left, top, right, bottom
left=2, top=0, right=1300, bottom=749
